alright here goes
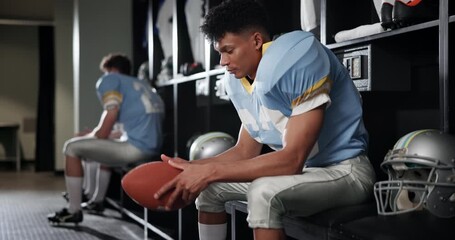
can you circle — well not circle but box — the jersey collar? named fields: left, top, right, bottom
left=241, top=41, right=273, bottom=94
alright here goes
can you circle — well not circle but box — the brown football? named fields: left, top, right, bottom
left=121, top=161, right=185, bottom=211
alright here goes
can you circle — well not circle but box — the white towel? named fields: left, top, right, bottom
left=334, top=22, right=385, bottom=43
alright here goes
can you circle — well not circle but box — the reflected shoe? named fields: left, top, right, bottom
left=47, top=208, right=83, bottom=224
left=81, top=201, right=105, bottom=213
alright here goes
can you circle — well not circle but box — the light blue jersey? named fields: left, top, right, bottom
left=224, top=30, right=368, bottom=167
left=96, top=73, right=165, bottom=155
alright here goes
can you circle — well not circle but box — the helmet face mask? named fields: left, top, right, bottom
left=374, top=129, right=455, bottom=218
left=375, top=166, right=431, bottom=215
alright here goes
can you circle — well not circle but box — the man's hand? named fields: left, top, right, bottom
left=108, top=130, right=123, bottom=139
left=154, top=154, right=214, bottom=210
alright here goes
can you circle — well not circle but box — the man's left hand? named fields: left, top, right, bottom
left=154, top=154, right=213, bottom=210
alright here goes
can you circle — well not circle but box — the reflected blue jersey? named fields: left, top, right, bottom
left=96, top=73, right=165, bottom=155
left=224, top=30, right=368, bottom=167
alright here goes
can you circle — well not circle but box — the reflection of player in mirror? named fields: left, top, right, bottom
left=63, top=61, right=154, bottom=210
left=48, top=53, right=165, bottom=224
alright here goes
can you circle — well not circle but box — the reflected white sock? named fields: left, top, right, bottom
left=65, top=176, right=83, bottom=213
left=82, top=162, right=87, bottom=190
left=92, top=167, right=111, bottom=203
left=198, top=223, right=227, bottom=240
left=84, top=161, right=99, bottom=199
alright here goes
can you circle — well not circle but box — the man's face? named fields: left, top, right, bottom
left=214, top=32, right=262, bottom=79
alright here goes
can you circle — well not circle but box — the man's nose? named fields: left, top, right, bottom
left=220, top=55, right=229, bottom=67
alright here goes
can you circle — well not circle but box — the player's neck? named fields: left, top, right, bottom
left=245, top=76, right=254, bottom=84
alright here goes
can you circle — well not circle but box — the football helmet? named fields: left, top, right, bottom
left=374, top=129, right=455, bottom=218
left=189, top=132, right=236, bottom=161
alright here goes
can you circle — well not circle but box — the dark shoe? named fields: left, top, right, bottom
left=62, top=191, right=89, bottom=202
left=47, top=208, right=83, bottom=224
left=81, top=201, right=105, bottom=213
left=393, top=0, right=439, bottom=28
left=381, top=2, right=397, bottom=30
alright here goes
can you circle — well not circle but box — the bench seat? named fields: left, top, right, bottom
left=225, top=200, right=455, bottom=240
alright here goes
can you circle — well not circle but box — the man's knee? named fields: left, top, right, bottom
left=63, top=139, right=76, bottom=156
left=247, top=177, right=280, bottom=208
left=196, top=184, right=227, bottom=213
left=247, top=177, right=285, bottom=229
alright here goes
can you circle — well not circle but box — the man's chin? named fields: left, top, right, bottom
left=227, top=70, right=245, bottom=79
left=233, top=72, right=245, bottom=79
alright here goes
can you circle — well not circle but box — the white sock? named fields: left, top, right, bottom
left=84, top=161, right=99, bottom=199
left=198, top=223, right=227, bottom=240
left=92, top=167, right=111, bottom=203
left=82, top=161, right=87, bottom=190
left=65, top=176, right=83, bottom=213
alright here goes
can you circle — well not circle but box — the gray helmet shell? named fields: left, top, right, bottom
left=189, top=132, right=236, bottom=161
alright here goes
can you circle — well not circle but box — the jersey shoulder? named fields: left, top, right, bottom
left=96, top=73, right=122, bottom=91
left=257, top=31, right=330, bottom=94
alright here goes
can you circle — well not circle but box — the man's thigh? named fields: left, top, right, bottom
left=249, top=158, right=372, bottom=217
left=65, top=137, right=145, bottom=166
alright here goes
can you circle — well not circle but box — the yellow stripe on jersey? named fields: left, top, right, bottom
left=102, top=91, right=123, bottom=104
left=240, top=77, right=254, bottom=94
left=291, top=76, right=332, bottom=108
left=262, top=41, right=272, bottom=54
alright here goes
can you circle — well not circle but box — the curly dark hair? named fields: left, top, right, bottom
left=200, top=0, right=270, bottom=43
left=99, top=53, right=131, bottom=75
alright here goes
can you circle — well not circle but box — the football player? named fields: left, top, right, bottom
left=48, top=53, right=165, bottom=224
left=155, top=0, right=376, bottom=239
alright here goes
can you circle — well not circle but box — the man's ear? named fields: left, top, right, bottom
left=253, top=32, right=264, bottom=50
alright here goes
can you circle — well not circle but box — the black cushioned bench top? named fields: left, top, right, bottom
left=331, top=211, right=455, bottom=240
left=226, top=200, right=455, bottom=240
left=226, top=200, right=379, bottom=240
